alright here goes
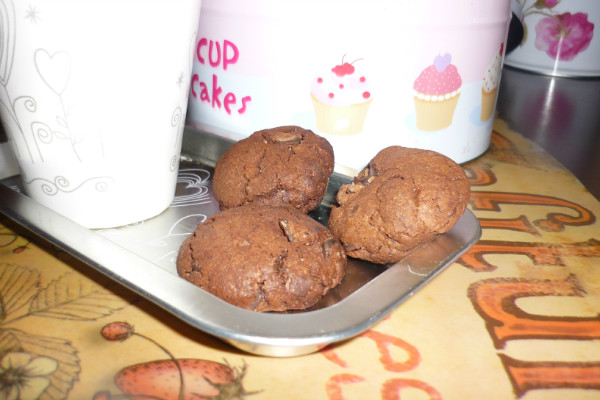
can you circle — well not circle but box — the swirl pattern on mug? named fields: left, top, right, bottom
left=24, top=175, right=115, bottom=196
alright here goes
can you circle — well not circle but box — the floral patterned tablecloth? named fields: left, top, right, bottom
left=1, top=119, right=599, bottom=400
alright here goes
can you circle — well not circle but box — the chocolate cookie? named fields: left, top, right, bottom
left=328, top=146, right=470, bottom=264
left=176, top=205, right=346, bottom=312
left=212, top=126, right=334, bottom=213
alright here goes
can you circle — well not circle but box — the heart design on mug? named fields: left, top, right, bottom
left=34, top=49, right=71, bottom=95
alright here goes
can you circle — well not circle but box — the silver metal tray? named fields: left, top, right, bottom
left=0, top=127, right=481, bottom=357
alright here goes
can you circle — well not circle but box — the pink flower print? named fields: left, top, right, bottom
left=534, top=12, right=595, bottom=61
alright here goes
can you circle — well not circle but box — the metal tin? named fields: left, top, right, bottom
left=0, top=128, right=481, bottom=357
left=187, top=0, right=512, bottom=173
left=505, top=0, right=599, bottom=77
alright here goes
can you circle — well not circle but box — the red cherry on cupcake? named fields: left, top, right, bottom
left=331, top=55, right=364, bottom=77
left=332, top=62, right=355, bottom=77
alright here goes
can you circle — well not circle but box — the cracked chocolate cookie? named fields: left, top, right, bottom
left=212, top=126, right=334, bottom=213
left=176, top=205, right=347, bottom=312
left=328, top=146, right=470, bottom=264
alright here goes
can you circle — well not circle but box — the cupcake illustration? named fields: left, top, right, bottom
left=413, top=53, right=462, bottom=131
left=311, top=55, right=372, bottom=135
left=480, top=43, right=504, bottom=121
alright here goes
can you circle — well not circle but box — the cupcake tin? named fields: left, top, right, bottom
left=187, top=0, right=512, bottom=172
left=0, top=127, right=481, bottom=357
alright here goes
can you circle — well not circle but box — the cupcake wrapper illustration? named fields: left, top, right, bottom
left=413, top=94, right=460, bottom=131
left=311, top=94, right=372, bottom=135
left=480, top=88, right=498, bottom=122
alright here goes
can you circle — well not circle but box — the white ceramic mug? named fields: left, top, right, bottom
left=0, top=0, right=202, bottom=228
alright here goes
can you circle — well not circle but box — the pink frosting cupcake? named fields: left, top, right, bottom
left=311, top=56, right=373, bottom=135
left=413, top=53, right=462, bottom=131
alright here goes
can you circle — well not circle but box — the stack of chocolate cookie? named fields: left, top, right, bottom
left=176, top=125, right=470, bottom=312
left=177, top=126, right=345, bottom=312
